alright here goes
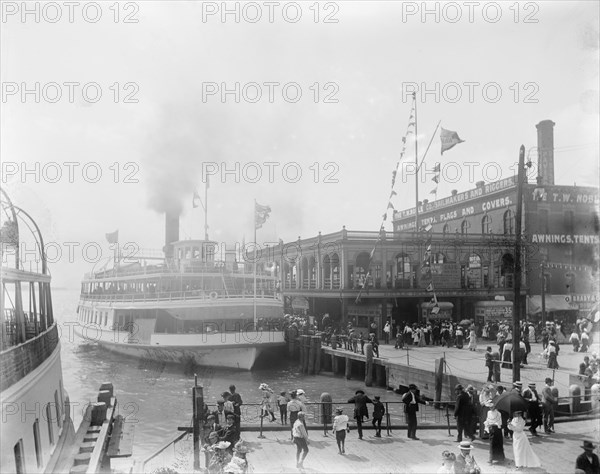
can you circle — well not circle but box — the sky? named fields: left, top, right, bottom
left=1, top=0, right=599, bottom=288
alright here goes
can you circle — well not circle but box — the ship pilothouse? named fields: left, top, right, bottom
left=76, top=214, right=286, bottom=370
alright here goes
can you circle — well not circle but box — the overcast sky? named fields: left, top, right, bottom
left=1, top=0, right=598, bottom=287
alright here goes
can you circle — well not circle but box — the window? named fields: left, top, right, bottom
left=432, top=253, right=445, bottom=264
left=395, top=254, right=412, bottom=288
left=503, top=210, right=514, bottom=235
left=442, top=224, right=449, bottom=235
left=461, top=220, right=469, bottom=235
left=481, top=215, right=491, bottom=234
left=33, top=419, right=43, bottom=468
left=46, top=404, right=54, bottom=445
left=14, top=439, right=25, bottom=474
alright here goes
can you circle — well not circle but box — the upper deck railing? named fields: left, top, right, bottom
left=79, top=289, right=280, bottom=303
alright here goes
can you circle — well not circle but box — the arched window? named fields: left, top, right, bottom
left=481, top=215, right=491, bottom=234
left=442, top=224, right=449, bottom=235
left=462, top=254, right=482, bottom=289
left=461, top=220, right=469, bottom=235
left=503, top=210, right=514, bottom=235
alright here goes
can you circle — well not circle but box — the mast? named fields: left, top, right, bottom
left=253, top=200, right=257, bottom=330
left=413, top=92, right=419, bottom=232
left=204, top=175, right=209, bottom=240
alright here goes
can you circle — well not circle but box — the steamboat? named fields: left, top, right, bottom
left=0, top=190, right=75, bottom=473
left=76, top=212, right=285, bottom=370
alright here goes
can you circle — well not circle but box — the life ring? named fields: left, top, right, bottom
left=209, top=291, right=218, bottom=300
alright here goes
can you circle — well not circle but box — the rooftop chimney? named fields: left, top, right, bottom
left=451, top=189, right=458, bottom=196
left=536, top=120, right=555, bottom=185
left=476, top=181, right=485, bottom=188
left=164, top=212, right=180, bottom=258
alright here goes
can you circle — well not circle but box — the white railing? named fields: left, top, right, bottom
left=79, top=289, right=281, bottom=303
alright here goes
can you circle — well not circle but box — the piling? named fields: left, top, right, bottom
left=308, top=336, right=318, bottom=375
left=569, top=384, right=581, bottom=414
left=313, top=336, right=322, bottom=374
left=302, top=335, right=311, bottom=373
left=365, top=343, right=373, bottom=387
left=375, top=364, right=386, bottom=386
left=345, top=357, right=352, bottom=380
left=332, top=353, right=339, bottom=374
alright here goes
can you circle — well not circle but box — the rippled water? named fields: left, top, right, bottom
left=54, top=289, right=394, bottom=462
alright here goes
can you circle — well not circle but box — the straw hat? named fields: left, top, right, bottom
left=458, top=441, right=473, bottom=451
left=215, top=441, right=231, bottom=450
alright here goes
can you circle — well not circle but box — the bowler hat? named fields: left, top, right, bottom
left=408, top=384, right=417, bottom=390
left=455, top=384, right=463, bottom=391
left=355, top=389, right=365, bottom=395
left=582, top=440, right=596, bottom=450
left=374, top=395, right=381, bottom=400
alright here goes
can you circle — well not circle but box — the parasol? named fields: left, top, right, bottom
left=458, top=319, right=472, bottom=326
left=493, top=391, right=528, bottom=415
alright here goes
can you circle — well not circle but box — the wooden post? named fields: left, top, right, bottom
left=345, top=357, right=352, bottom=380
left=434, top=357, right=444, bottom=409
left=314, top=336, right=322, bottom=374
left=308, top=336, right=317, bottom=375
left=192, top=375, right=204, bottom=471
left=365, top=343, right=373, bottom=387
left=375, top=364, right=386, bottom=387
left=332, top=353, right=339, bottom=375
left=302, top=335, right=311, bottom=373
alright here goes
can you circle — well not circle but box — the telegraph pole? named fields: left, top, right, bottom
left=540, top=262, right=546, bottom=327
left=512, top=145, right=526, bottom=383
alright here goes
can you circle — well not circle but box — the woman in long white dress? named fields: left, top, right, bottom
left=508, top=411, right=541, bottom=468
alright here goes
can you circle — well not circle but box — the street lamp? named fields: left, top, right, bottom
left=540, top=262, right=546, bottom=327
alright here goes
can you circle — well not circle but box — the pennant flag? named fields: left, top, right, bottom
left=431, top=305, right=440, bottom=315
left=369, top=248, right=376, bottom=259
left=402, top=137, right=406, bottom=144
left=432, top=175, right=439, bottom=184
left=433, top=163, right=441, bottom=172
left=389, top=190, right=397, bottom=198
left=382, top=213, right=388, bottom=221
left=426, top=283, right=434, bottom=292
left=192, top=190, right=201, bottom=209
left=387, top=202, right=395, bottom=210
left=440, top=128, right=465, bottom=154
left=105, top=230, right=119, bottom=244
left=423, top=223, right=433, bottom=232
left=426, top=244, right=432, bottom=252
left=430, top=187, right=438, bottom=195
left=255, top=202, right=271, bottom=229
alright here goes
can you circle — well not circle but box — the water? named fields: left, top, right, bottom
left=53, top=288, right=394, bottom=463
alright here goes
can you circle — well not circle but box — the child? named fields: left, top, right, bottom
left=331, top=407, right=349, bottom=454
left=277, top=390, right=289, bottom=425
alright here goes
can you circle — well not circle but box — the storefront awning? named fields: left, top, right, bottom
left=528, top=295, right=579, bottom=314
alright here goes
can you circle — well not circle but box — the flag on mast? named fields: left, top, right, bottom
left=105, top=230, right=119, bottom=244
left=255, top=202, right=271, bottom=229
left=192, top=190, right=201, bottom=208
left=440, top=128, right=465, bottom=154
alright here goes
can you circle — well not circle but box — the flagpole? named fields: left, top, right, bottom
left=253, top=200, right=257, bottom=330
left=413, top=92, right=419, bottom=232
left=417, top=120, right=442, bottom=172
left=204, top=177, right=209, bottom=240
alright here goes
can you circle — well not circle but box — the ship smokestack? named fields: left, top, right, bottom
left=164, top=212, right=180, bottom=258
left=536, top=119, right=555, bottom=185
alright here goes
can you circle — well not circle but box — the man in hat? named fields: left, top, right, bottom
left=229, top=384, right=243, bottom=430
left=204, top=414, right=222, bottom=444
left=522, top=382, right=542, bottom=436
left=213, top=400, right=225, bottom=425
left=454, top=384, right=474, bottom=442
left=576, top=440, right=600, bottom=474
left=511, top=381, right=523, bottom=395
left=331, top=407, right=349, bottom=454
left=372, top=395, right=385, bottom=437
left=485, top=347, right=494, bottom=382
left=347, top=389, right=373, bottom=440
left=402, top=384, right=428, bottom=440
left=455, top=441, right=481, bottom=474
left=541, top=377, right=557, bottom=434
